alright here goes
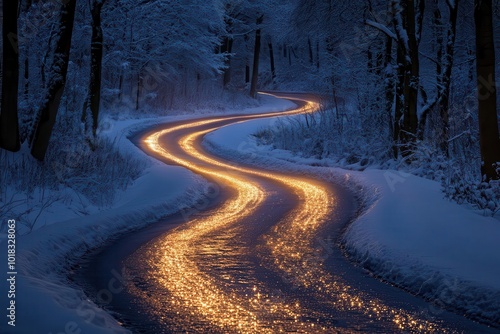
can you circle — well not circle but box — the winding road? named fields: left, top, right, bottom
left=80, top=93, right=496, bottom=333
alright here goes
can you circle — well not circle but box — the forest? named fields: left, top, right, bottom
left=1, top=0, right=500, bottom=224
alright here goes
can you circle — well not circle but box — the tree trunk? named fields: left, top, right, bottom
left=384, top=35, right=395, bottom=152
left=367, top=47, right=374, bottom=73
left=316, top=40, right=320, bottom=69
left=392, top=0, right=420, bottom=157
left=474, top=0, right=500, bottom=180
left=426, top=0, right=444, bottom=143
left=415, top=0, right=425, bottom=45
left=136, top=73, right=142, bottom=111
left=439, top=0, right=458, bottom=155
left=404, top=0, right=420, bottom=148
left=31, top=0, right=77, bottom=161
left=222, top=37, right=233, bottom=87
left=434, top=0, right=458, bottom=156
left=418, top=0, right=444, bottom=140
left=83, top=0, right=104, bottom=139
left=331, top=76, right=342, bottom=133
left=393, top=47, right=405, bottom=159
left=0, top=0, right=20, bottom=152
left=307, top=37, right=313, bottom=65
left=24, top=57, right=29, bottom=96
left=249, top=16, right=263, bottom=98
left=118, top=68, right=124, bottom=101
left=268, top=40, right=276, bottom=81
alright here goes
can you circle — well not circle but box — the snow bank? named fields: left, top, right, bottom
left=204, top=114, right=500, bottom=327
left=343, top=170, right=500, bottom=325
left=0, top=94, right=295, bottom=334
left=0, top=121, right=207, bottom=333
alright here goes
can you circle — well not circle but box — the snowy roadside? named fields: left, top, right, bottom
left=203, top=116, right=500, bottom=327
left=0, top=95, right=297, bottom=334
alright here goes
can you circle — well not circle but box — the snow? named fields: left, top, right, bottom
left=365, top=19, right=397, bottom=40
left=346, top=170, right=500, bottom=289
left=0, top=94, right=295, bottom=334
left=342, top=170, right=500, bottom=323
left=207, top=118, right=275, bottom=152
left=0, top=136, right=206, bottom=333
left=392, top=0, right=410, bottom=52
left=203, top=111, right=500, bottom=326
left=2, top=92, right=498, bottom=332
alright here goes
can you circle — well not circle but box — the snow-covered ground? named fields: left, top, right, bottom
left=204, top=115, right=500, bottom=327
left=2, top=93, right=498, bottom=333
left=0, top=95, right=296, bottom=334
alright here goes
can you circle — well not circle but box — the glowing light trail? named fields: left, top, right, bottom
left=126, top=93, right=453, bottom=333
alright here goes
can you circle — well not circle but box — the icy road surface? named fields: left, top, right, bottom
left=80, top=93, right=497, bottom=333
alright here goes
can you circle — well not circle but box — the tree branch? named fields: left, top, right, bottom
left=364, top=19, right=397, bottom=40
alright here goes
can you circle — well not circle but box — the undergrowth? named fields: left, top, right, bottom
left=0, top=134, right=147, bottom=233
left=254, top=104, right=500, bottom=217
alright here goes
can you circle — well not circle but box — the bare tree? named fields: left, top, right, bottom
left=221, top=3, right=234, bottom=87
left=0, top=0, right=20, bottom=152
left=31, top=0, right=77, bottom=160
left=250, top=15, right=263, bottom=98
left=474, top=0, right=500, bottom=180
left=392, top=0, right=420, bottom=157
left=268, top=38, right=276, bottom=81
left=427, top=0, right=459, bottom=155
left=82, top=0, right=105, bottom=144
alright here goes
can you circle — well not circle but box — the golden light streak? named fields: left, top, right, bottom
left=126, top=93, right=453, bottom=333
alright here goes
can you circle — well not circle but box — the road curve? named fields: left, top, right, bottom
left=80, top=93, right=497, bottom=333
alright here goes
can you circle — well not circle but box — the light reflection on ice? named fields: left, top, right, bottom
left=124, top=94, right=453, bottom=333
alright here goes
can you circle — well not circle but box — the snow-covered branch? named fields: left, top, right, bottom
left=364, top=19, right=397, bottom=40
